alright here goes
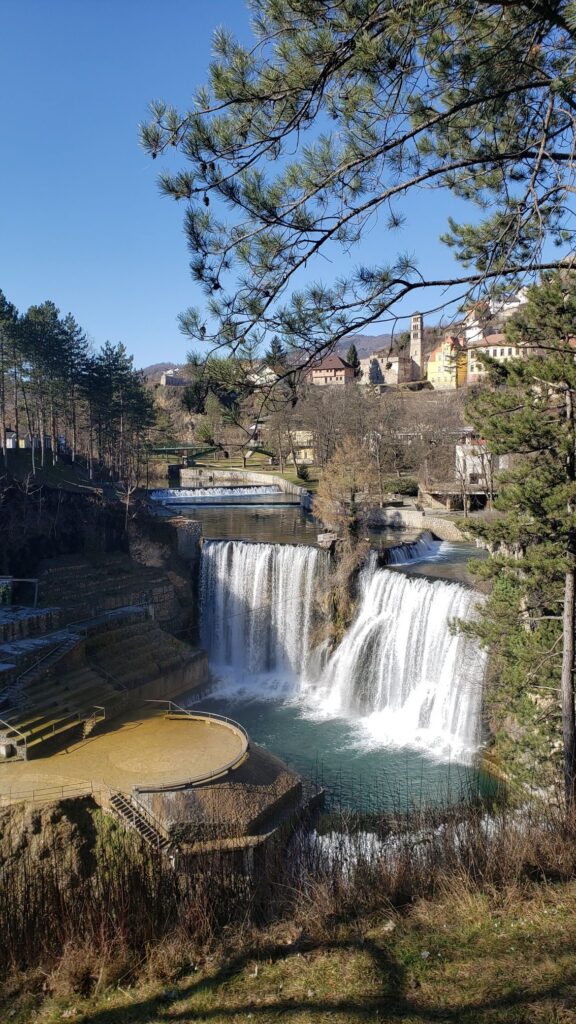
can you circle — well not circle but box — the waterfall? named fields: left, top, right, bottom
left=384, top=530, right=442, bottom=564
left=308, top=565, right=485, bottom=761
left=200, top=540, right=324, bottom=680
left=200, top=538, right=485, bottom=763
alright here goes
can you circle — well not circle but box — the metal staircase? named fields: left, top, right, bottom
left=82, top=705, right=106, bottom=739
left=108, top=792, right=172, bottom=853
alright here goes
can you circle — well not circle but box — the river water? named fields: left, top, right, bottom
left=151, top=488, right=491, bottom=808
left=157, top=495, right=491, bottom=810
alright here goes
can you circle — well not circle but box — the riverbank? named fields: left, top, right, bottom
left=5, top=803, right=576, bottom=1023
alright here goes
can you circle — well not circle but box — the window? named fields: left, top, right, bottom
left=508, top=348, right=512, bottom=355
left=500, top=349, right=504, bottom=356
left=492, top=349, right=497, bottom=356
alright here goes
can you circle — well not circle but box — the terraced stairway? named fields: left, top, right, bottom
left=0, top=664, right=126, bottom=761
left=38, top=555, right=181, bottom=627
left=0, top=630, right=82, bottom=710
left=0, top=606, right=61, bottom=644
left=86, top=621, right=201, bottom=691
left=108, top=791, right=172, bottom=852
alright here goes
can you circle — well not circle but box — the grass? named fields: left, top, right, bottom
left=2, top=450, right=103, bottom=494
left=275, top=467, right=321, bottom=493
left=6, top=878, right=576, bottom=1023
left=187, top=452, right=322, bottom=493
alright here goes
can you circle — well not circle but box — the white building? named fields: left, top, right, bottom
left=466, top=333, right=525, bottom=383
left=455, top=434, right=508, bottom=486
left=160, top=368, right=188, bottom=386
left=464, top=289, right=529, bottom=346
left=247, top=366, right=279, bottom=387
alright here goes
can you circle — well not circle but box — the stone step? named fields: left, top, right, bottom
left=26, top=716, right=83, bottom=750
left=3, top=710, right=80, bottom=742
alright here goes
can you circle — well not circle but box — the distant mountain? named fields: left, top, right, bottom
left=338, top=326, right=444, bottom=359
left=335, top=334, right=394, bottom=357
left=141, top=362, right=179, bottom=382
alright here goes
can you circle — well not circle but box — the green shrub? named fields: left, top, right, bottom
left=392, top=477, right=418, bottom=496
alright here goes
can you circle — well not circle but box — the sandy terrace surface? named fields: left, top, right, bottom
left=0, top=708, right=245, bottom=801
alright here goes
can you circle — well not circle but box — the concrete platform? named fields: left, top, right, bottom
left=0, top=706, right=246, bottom=803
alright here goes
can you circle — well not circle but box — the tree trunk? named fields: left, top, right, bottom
left=71, top=388, right=77, bottom=462
left=50, top=395, right=57, bottom=466
left=287, top=430, right=300, bottom=477
left=39, top=407, right=45, bottom=468
left=561, top=561, right=576, bottom=814
left=12, top=344, right=19, bottom=443
left=563, top=386, right=576, bottom=815
left=0, top=335, right=6, bottom=468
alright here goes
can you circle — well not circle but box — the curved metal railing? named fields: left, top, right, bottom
left=136, top=699, right=250, bottom=791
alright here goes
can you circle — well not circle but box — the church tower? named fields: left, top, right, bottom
left=410, top=312, right=423, bottom=380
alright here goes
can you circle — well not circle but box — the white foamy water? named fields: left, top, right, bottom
left=199, top=539, right=486, bottom=764
left=304, top=565, right=485, bottom=762
left=384, top=530, right=443, bottom=564
left=150, top=485, right=280, bottom=502
left=200, top=540, right=326, bottom=684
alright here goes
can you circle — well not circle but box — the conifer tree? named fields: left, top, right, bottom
left=265, top=336, right=286, bottom=368
left=346, top=343, right=360, bottom=374
left=141, top=0, right=576, bottom=369
left=465, top=270, right=576, bottom=810
left=0, top=292, right=18, bottom=465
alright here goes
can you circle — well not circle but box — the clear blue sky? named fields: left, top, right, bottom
left=0, top=0, right=486, bottom=369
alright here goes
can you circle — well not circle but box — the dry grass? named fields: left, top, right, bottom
left=5, top=798, right=576, bottom=1022
left=5, top=879, right=575, bottom=1023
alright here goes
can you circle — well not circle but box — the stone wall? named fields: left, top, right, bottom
left=369, top=506, right=467, bottom=541
left=129, top=515, right=203, bottom=636
left=130, top=515, right=203, bottom=572
left=129, top=650, right=209, bottom=702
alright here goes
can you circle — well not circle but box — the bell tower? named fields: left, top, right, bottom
left=410, top=312, right=423, bottom=380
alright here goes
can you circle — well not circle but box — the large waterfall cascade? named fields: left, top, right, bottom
left=200, top=539, right=325, bottom=678
left=307, top=562, right=485, bottom=760
left=200, top=538, right=486, bottom=762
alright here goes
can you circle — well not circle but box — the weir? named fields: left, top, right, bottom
left=150, top=486, right=282, bottom=503
left=383, top=530, right=442, bottom=564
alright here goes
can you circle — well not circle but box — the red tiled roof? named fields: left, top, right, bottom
left=312, top=354, right=354, bottom=371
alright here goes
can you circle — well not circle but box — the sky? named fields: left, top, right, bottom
left=0, top=0, right=491, bottom=369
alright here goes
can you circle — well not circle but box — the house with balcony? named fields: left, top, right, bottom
left=308, top=354, right=355, bottom=386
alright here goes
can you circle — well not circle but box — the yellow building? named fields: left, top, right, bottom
left=288, top=430, right=315, bottom=465
left=426, top=335, right=467, bottom=390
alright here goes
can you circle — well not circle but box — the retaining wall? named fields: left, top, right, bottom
left=129, top=649, right=209, bottom=702
left=370, top=506, right=466, bottom=542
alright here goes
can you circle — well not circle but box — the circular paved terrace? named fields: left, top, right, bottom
left=0, top=707, right=247, bottom=804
